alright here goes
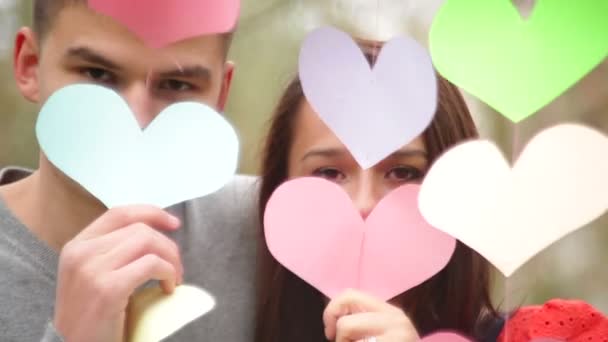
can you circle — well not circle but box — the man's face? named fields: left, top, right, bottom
left=20, top=4, right=231, bottom=127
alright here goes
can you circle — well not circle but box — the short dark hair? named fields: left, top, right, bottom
left=33, top=0, right=85, bottom=39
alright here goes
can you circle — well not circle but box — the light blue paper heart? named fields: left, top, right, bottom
left=36, top=84, right=239, bottom=208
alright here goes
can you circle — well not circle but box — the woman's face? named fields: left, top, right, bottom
left=287, top=99, right=430, bottom=218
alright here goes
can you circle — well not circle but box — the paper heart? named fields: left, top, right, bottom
left=127, top=285, right=215, bottom=342
left=36, top=84, right=239, bottom=208
left=264, top=177, right=456, bottom=300
left=419, top=124, right=608, bottom=276
left=429, top=0, right=608, bottom=122
left=299, top=27, right=437, bottom=169
left=422, top=332, right=472, bottom=342
left=89, top=0, right=240, bottom=48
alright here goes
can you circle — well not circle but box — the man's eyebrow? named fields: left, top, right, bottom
left=65, top=46, right=122, bottom=71
left=156, top=65, right=212, bottom=80
left=301, top=148, right=349, bottom=162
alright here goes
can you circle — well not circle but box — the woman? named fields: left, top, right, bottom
left=254, top=36, right=607, bottom=342
left=255, top=39, right=502, bottom=342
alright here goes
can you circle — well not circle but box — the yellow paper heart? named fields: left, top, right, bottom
left=127, top=285, right=215, bottom=342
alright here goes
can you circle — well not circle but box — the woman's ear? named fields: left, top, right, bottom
left=14, top=27, right=41, bottom=103
left=217, top=61, right=234, bottom=112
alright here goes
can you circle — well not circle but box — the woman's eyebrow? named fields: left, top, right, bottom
left=388, top=148, right=428, bottom=159
left=300, top=148, right=348, bottom=162
left=301, top=148, right=427, bottom=162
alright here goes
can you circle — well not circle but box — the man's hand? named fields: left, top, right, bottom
left=53, top=205, right=183, bottom=342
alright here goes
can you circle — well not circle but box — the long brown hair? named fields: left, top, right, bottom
left=256, top=40, right=498, bottom=342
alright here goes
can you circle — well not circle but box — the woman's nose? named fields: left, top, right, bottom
left=351, top=175, right=381, bottom=220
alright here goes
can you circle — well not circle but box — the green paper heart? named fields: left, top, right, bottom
left=430, top=0, right=608, bottom=123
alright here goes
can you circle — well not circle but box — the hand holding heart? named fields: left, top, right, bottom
left=36, top=79, right=234, bottom=341
left=54, top=206, right=183, bottom=342
left=323, top=292, right=474, bottom=342
left=323, top=289, right=420, bottom=342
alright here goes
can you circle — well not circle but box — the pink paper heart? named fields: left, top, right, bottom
left=264, top=177, right=456, bottom=300
left=89, top=0, right=240, bottom=48
left=422, top=332, right=473, bottom=342
left=299, top=27, right=437, bottom=169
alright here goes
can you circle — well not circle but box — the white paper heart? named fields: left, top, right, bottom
left=36, top=84, right=239, bottom=208
left=419, top=124, right=608, bottom=276
left=299, top=26, right=437, bottom=169
left=127, top=285, right=215, bottom=342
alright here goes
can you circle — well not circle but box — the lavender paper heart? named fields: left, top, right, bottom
left=299, top=27, right=437, bottom=169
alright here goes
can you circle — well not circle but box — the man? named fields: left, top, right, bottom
left=0, top=1, right=258, bottom=341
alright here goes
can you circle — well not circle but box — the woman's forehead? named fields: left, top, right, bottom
left=292, top=99, right=426, bottom=155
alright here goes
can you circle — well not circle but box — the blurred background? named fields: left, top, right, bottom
left=1, top=0, right=606, bottom=312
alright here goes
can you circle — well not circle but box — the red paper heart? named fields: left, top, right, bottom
left=89, top=0, right=240, bottom=48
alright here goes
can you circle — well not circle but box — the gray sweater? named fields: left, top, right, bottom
left=0, top=167, right=259, bottom=342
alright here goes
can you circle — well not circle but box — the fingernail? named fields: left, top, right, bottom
left=169, top=215, right=181, bottom=227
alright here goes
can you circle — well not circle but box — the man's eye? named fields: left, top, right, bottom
left=387, top=166, right=423, bottom=182
left=312, top=167, right=346, bottom=182
left=158, top=79, right=194, bottom=92
left=81, top=67, right=115, bottom=84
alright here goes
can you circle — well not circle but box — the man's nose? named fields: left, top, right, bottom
left=121, top=83, right=156, bottom=128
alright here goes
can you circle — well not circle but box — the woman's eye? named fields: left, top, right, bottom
left=81, top=67, right=115, bottom=84
left=312, top=167, right=346, bottom=182
left=158, top=79, right=194, bottom=92
left=387, top=166, right=423, bottom=182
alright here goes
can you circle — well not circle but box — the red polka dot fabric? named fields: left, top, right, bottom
left=498, top=299, right=608, bottom=342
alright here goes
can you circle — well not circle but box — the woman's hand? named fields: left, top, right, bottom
left=323, top=289, right=420, bottom=342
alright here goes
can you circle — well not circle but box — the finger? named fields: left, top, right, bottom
left=334, top=312, right=389, bottom=342
left=324, top=290, right=402, bottom=339
left=100, top=223, right=183, bottom=284
left=112, top=254, right=178, bottom=297
left=76, top=205, right=180, bottom=241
